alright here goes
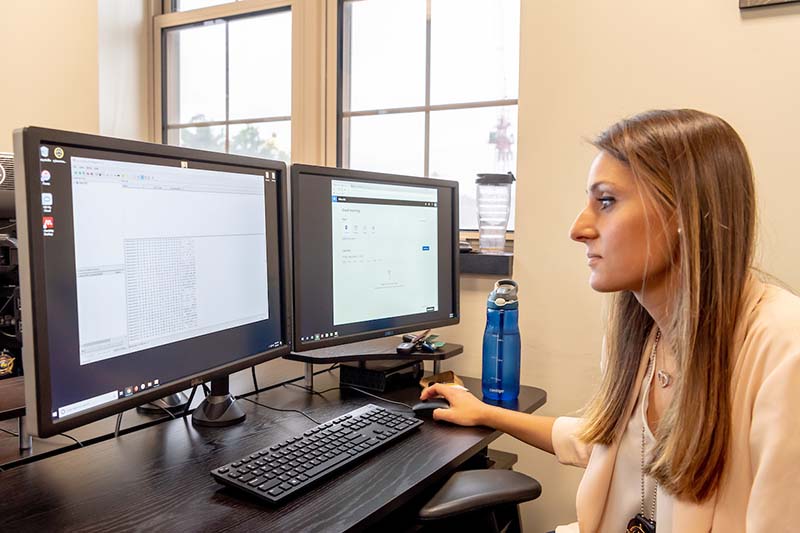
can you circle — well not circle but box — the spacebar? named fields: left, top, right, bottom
left=304, top=453, right=352, bottom=479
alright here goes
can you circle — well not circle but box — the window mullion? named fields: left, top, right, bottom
left=225, top=20, right=230, bottom=152
left=423, top=0, right=432, bottom=177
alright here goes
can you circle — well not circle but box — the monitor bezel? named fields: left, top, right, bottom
left=290, top=163, right=460, bottom=352
left=14, top=126, right=292, bottom=438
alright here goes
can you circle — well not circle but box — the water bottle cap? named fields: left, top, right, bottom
left=488, top=279, right=519, bottom=308
left=476, top=172, right=515, bottom=185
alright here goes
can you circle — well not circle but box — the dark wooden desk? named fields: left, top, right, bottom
left=0, top=376, right=25, bottom=421
left=0, top=374, right=546, bottom=532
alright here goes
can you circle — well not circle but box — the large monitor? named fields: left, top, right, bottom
left=291, top=164, right=459, bottom=352
left=13, top=127, right=291, bottom=437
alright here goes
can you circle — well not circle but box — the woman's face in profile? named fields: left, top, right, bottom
left=569, top=151, right=677, bottom=294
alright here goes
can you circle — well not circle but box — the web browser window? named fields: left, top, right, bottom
left=331, top=180, right=438, bottom=325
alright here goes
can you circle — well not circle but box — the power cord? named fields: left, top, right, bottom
left=251, top=366, right=259, bottom=391
left=239, top=396, right=321, bottom=425
left=293, top=384, right=414, bottom=414
left=58, top=433, right=83, bottom=448
left=0, top=427, right=19, bottom=437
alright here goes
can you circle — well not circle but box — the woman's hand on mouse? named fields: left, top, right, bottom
left=419, top=383, right=494, bottom=426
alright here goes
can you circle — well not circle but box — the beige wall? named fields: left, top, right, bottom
left=98, top=0, right=154, bottom=142
left=441, top=1, right=800, bottom=530
left=0, top=0, right=100, bottom=151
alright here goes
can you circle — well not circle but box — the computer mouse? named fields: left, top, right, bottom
left=411, top=398, right=451, bottom=419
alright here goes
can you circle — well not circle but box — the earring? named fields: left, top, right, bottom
left=677, top=228, right=682, bottom=234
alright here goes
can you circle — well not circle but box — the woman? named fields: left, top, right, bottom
left=420, top=109, right=800, bottom=532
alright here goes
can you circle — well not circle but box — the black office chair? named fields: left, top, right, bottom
left=417, top=469, right=542, bottom=532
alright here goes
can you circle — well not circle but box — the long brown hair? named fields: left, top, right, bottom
left=578, top=109, right=756, bottom=502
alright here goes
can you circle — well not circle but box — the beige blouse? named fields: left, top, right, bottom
left=551, top=277, right=800, bottom=532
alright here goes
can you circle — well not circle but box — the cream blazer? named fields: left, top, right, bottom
left=551, top=277, right=800, bottom=532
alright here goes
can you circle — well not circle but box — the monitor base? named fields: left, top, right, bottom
left=136, top=391, right=189, bottom=414
left=191, top=376, right=246, bottom=427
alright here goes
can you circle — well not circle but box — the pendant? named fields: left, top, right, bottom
left=656, top=369, right=672, bottom=388
left=627, top=513, right=656, bottom=533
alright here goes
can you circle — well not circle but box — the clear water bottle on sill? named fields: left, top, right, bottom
left=481, top=279, right=521, bottom=401
left=476, top=172, right=515, bottom=254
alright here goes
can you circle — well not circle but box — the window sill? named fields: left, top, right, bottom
left=460, top=251, right=513, bottom=276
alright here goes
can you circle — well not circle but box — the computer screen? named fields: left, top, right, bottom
left=13, top=127, right=290, bottom=437
left=291, top=164, right=459, bottom=351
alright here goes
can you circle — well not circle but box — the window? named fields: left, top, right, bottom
left=160, top=5, right=292, bottom=163
left=339, top=0, right=520, bottom=230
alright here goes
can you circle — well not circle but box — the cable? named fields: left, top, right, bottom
left=340, top=385, right=414, bottom=413
left=59, top=433, right=83, bottom=448
left=154, top=404, right=176, bottom=420
left=183, top=385, right=198, bottom=417
left=320, top=385, right=413, bottom=411
left=0, top=222, right=16, bottom=232
left=327, top=363, right=339, bottom=373
left=0, top=294, right=14, bottom=316
left=251, top=366, right=259, bottom=391
left=283, top=382, right=327, bottom=397
left=291, top=383, right=414, bottom=414
left=114, top=412, right=124, bottom=438
left=239, top=396, right=320, bottom=425
left=0, top=427, right=19, bottom=437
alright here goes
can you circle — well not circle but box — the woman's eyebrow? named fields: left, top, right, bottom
left=587, top=181, right=615, bottom=194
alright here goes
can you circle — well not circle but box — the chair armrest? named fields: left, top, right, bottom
left=418, top=470, right=542, bottom=520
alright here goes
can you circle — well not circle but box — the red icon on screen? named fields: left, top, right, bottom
left=42, top=216, right=54, bottom=230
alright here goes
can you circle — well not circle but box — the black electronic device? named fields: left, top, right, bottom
left=13, top=126, right=291, bottom=437
left=290, top=164, right=459, bottom=356
left=211, top=404, right=422, bottom=503
left=339, top=359, right=424, bottom=392
left=396, top=328, right=430, bottom=355
left=410, top=398, right=451, bottom=419
left=0, top=152, right=15, bottom=219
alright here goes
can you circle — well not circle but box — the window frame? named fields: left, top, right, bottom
left=336, top=0, right=519, bottom=230
left=154, top=0, right=332, bottom=165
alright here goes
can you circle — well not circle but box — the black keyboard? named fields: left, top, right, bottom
left=211, top=404, right=423, bottom=503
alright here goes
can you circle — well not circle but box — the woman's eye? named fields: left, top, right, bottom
left=598, top=196, right=615, bottom=210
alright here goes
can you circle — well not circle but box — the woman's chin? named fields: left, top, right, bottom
left=589, top=273, right=618, bottom=293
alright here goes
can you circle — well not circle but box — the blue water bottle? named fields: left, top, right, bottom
left=481, top=279, right=521, bottom=401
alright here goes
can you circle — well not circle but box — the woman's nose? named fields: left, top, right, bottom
left=569, top=207, right=597, bottom=242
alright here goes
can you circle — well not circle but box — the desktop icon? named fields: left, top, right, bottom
left=40, top=170, right=51, bottom=184
left=154, top=379, right=159, bottom=386
left=42, top=216, right=54, bottom=230
left=125, top=386, right=133, bottom=396
left=40, top=146, right=49, bottom=158
left=42, top=192, right=53, bottom=207
left=54, top=147, right=64, bottom=159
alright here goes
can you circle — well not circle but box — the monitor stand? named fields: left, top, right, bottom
left=285, top=336, right=463, bottom=389
left=136, top=391, right=189, bottom=415
left=191, top=375, right=246, bottom=427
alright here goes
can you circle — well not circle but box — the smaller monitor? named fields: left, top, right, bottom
left=291, top=164, right=459, bottom=351
left=14, top=127, right=291, bottom=437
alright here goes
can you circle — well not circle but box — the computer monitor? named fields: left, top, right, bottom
left=13, top=127, right=291, bottom=437
left=290, top=164, right=459, bottom=352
